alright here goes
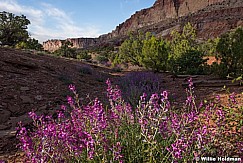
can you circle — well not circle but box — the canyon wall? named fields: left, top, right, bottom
left=104, top=0, right=224, bottom=38
left=43, top=40, right=62, bottom=52
left=43, top=0, right=243, bottom=51
left=139, top=0, right=243, bottom=38
left=43, top=38, right=98, bottom=52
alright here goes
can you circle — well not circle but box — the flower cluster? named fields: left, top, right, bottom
left=17, top=78, right=242, bottom=162
left=17, top=80, right=125, bottom=162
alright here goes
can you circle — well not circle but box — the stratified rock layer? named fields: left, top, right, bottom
left=43, top=38, right=98, bottom=52
left=43, top=0, right=243, bottom=51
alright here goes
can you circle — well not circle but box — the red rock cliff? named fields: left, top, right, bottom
left=104, top=0, right=224, bottom=38
left=43, top=0, right=243, bottom=51
left=43, top=38, right=98, bottom=52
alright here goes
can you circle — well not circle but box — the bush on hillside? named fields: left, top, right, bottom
left=118, top=71, right=161, bottom=108
left=95, top=55, right=109, bottom=64
left=175, top=49, right=208, bottom=75
left=15, top=38, right=43, bottom=51
left=53, top=41, right=76, bottom=58
left=216, top=27, right=243, bottom=77
left=141, top=35, right=169, bottom=72
left=77, top=51, right=92, bottom=60
left=115, top=32, right=144, bottom=66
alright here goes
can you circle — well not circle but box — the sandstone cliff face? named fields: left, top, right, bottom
left=103, top=0, right=224, bottom=38
left=43, top=38, right=98, bottom=52
left=43, top=0, right=243, bottom=51
left=43, top=40, right=62, bottom=52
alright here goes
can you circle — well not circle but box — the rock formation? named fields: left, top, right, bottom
left=43, top=38, right=98, bottom=52
left=43, top=39, right=62, bottom=52
left=43, top=0, right=243, bottom=51
left=104, top=0, right=224, bottom=38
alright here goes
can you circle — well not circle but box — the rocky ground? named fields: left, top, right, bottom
left=0, top=47, right=242, bottom=162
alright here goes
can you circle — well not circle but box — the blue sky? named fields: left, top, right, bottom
left=0, top=0, right=154, bottom=43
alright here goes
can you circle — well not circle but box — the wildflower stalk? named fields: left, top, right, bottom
left=16, top=78, right=242, bottom=162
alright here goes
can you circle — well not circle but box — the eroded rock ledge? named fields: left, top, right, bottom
left=43, top=0, right=243, bottom=52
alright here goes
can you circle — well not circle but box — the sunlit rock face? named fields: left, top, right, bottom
left=43, top=0, right=243, bottom=51
left=102, top=0, right=225, bottom=38
left=43, top=40, right=62, bottom=52
left=43, top=38, right=98, bottom=52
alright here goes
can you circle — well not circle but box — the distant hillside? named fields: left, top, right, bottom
left=43, top=0, right=243, bottom=51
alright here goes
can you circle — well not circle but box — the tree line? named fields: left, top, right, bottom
left=1, top=11, right=242, bottom=78
left=114, top=23, right=243, bottom=78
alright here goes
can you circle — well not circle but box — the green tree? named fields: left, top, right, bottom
left=200, top=37, right=219, bottom=56
left=141, top=35, right=169, bottom=72
left=170, top=22, right=198, bottom=60
left=15, top=41, right=28, bottom=49
left=107, top=51, right=117, bottom=62
left=0, top=11, right=30, bottom=46
left=54, top=41, right=76, bottom=58
left=169, top=22, right=207, bottom=74
left=95, top=55, right=109, bottom=64
left=77, top=50, right=92, bottom=60
left=216, top=27, right=243, bottom=77
left=115, top=32, right=144, bottom=66
left=175, top=49, right=208, bottom=74
left=16, top=38, right=43, bottom=51
left=26, top=38, right=43, bottom=51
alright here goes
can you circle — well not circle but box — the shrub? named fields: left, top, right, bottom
left=210, top=62, right=229, bottom=78
left=141, top=36, right=169, bottom=72
left=199, top=38, right=219, bottom=57
left=16, top=39, right=43, bottom=51
left=53, top=41, right=76, bottom=58
left=170, top=22, right=198, bottom=61
left=175, top=49, right=208, bottom=75
left=79, top=65, right=93, bottom=75
left=57, top=74, right=73, bottom=85
left=115, top=32, right=144, bottom=67
left=95, top=55, right=109, bottom=64
left=118, top=71, right=161, bottom=108
left=216, top=27, right=243, bottom=77
left=169, top=22, right=208, bottom=74
left=17, top=79, right=243, bottom=162
left=77, top=51, right=92, bottom=60
left=107, top=51, right=117, bottom=62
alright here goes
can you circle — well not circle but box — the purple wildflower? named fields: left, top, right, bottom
left=28, top=111, right=38, bottom=120
left=68, top=84, right=76, bottom=92
left=67, top=96, right=73, bottom=105
left=229, top=92, right=237, bottom=104
left=215, top=95, right=220, bottom=102
left=188, top=78, right=193, bottom=88
left=162, top=90, right=168, bottom=100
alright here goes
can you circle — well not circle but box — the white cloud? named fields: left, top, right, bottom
left=0, top=0, right=44, bottom=25
left=0, top=0, right=101, bottom=43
